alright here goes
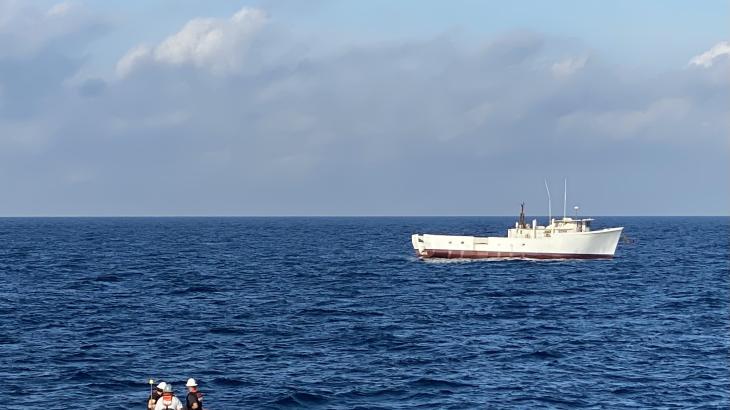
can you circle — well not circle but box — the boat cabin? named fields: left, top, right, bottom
left=508, top=204, right=593, bottom=239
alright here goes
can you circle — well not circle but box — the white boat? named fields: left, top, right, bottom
left=411, top=202, right=623, bottom=260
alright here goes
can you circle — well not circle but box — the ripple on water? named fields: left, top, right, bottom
left=0, top=216, right=727, bottom=408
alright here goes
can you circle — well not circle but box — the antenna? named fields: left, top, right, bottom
left=563, top=178, right=567, bottom=220
left=544, top=179, right=552, bottom=223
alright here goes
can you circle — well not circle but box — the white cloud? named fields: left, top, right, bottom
left=47, top=2, right=73, bottom=17
left=117, top=7, right=267, bottom=77
left=551, top=56, right=587, bottom=77
left=0, top=1, right=105, bottom=60
left=115, top=44, right=152, bottom=77
left=689, top=41, right=730, bottom=67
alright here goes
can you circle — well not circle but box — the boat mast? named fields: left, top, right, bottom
left=563, top=178, right=567, bottom=220
left=544, top=179, right=552, bottom=224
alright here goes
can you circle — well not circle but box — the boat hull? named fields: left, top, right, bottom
left=412, top=227, right=623, bottom=260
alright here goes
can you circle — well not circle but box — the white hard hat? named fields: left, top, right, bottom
left=186, top=378, right=197, bottom=387
left=157, top=382, right=167, bottom=390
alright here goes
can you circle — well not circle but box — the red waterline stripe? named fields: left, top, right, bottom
left=417, top=249, right=613, bottom=260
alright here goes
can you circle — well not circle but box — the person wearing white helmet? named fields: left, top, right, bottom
left=148, top=382, right=167, bottom=410
left=155, top=383, right=183, bottom=410
left=185, top=378, right=204, bottom=410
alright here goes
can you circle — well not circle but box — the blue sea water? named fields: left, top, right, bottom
left=1, top=216, right=728, bottom=409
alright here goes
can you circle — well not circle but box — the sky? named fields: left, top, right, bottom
left=0, top=0, right=728, bottom=216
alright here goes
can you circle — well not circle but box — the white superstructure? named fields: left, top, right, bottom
left=412, top=204, right=623, bottom=260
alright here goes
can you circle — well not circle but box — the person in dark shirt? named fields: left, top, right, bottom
left=148, top=382, right=167, bottom=410
left=185, top=378, right=204, bottom=410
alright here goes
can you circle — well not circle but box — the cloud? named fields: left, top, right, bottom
left=0, top=1, right=107, bottom=120
left=551, top=56, right=587, bottom=77
left=117, top=7, right=267, bottom=77
left=689, top=40, right=730, bottom=67
left=0, top=3, right=727, bottom=215
left=115, top=44, right=151, bottom=77
left=47, top=2, right=73, bottom=17
left=556, top=97, right=692, bottom=140
left=0, top=1, right=106, bottom=59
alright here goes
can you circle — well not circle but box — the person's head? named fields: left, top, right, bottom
left=162, top=384, right=174, bottom=398
left=156, top=382, right=167, bottom=395
left=186, top=378, right=198, bottom=392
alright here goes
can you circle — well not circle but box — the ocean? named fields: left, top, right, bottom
left=2, top=216, right=728, bottom=409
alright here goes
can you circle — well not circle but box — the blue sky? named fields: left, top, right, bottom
left=0, top=1, right=728, bottom=215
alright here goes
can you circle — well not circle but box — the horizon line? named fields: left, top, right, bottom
left=0, top=214, right=727, bottom=218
